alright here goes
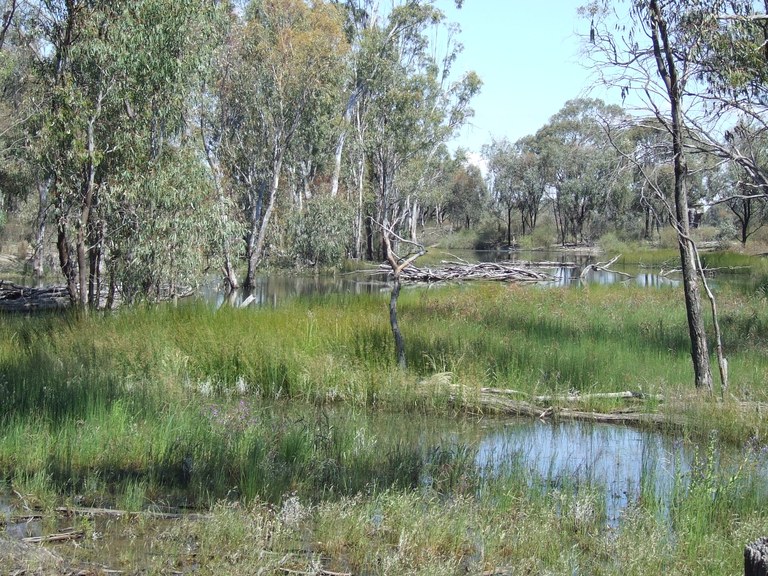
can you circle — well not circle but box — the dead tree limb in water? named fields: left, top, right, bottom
left=579, top=254, right=631, bottom=280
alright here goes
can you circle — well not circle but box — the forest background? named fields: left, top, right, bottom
left=0, top=0, right=767, bottom=309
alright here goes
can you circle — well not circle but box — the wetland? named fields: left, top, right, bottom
left=2, top=250, right=768, bottom=574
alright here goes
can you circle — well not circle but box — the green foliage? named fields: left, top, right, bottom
left=597, top=231, right=630, bottom=254
left=288, top=195, right=354, bottom=267
left=445, top=162, right=487, bottom=230
left=104, top=149, right=216, bottom=300
left=28, top=0, right=225, bottom=304
left=537, top=98, right=630, bottom=245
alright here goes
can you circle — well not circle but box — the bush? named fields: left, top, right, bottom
left=518, top=224, right=555, bottom=250
left=657, top=226, right=680, bottom=249
left=289, top=195, right=354, bottom=267
left=598, top=232, right=629, bottom=254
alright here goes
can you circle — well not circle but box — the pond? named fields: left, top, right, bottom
left=2, top=407, right=764, bottom=571
left=200, top=249, right=690, bottom=308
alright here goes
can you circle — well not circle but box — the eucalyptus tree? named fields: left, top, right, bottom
left=361, top=1, right=480, bottom=259
left=536, top=98, right=627, bottom=245
left=0, top=0, right=16, bottom=50
left=32, top=0, right=222, bottom=306
left=584, top=0, right=721, bottom=391
left=676, top=1, right=768, bottom=196
left=217, top=0, right=348, bottom=290
left=445, top=161, right=486, bottom=230
left=621, top=120, right=677, bottom=239
left=718, top=151, right=768, bottom=244
left=484, top=135, right=548, bottom=247
left=0, top=1, right=36, bottom=241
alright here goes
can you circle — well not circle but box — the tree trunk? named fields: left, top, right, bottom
left=330, top=88, right=362, bottom=198
left=32, top=179, right=50, bottom=282
left=410, top=198, right=419, bottom=242
left=354, top=154, right=365, bottom=258
left=243, top=183, right=264, bottom=286
left=650, top=0, right=712, bottom=392
left=330, top=129, right=346, bottom=198
left=57, top=218, right=77, bottom=305
left=222, top=244, right=239, bottom=291
left=745, top=537, right=768, bottom=576
left=389, top=277, right=406, bottom=369
left=365, top=212, right=373, bottom=261
left=87, top=220, right=101, bottom=308
left=244, top=157, right=282, bottom=290
left=77, top=108, right=100, bottom=309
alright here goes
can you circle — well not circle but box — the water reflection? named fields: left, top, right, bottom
left=200, top=272, right=390, bottom=308
left=476, top=419, right=688, bottom=523
left=197, top=250, right=726, bottom=307
left=200, top=265, right=679, bottom=308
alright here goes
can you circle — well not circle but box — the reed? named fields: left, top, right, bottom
left=94, top=451, right=766, bottom=575
left=1, top=277, right=768, bottom=507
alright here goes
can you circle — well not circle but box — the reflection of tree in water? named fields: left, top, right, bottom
left=206, top=273, right=389, bottom=309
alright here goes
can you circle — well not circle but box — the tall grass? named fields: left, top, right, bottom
left=3, top=272, right=768, bottom=573
left=1, top=279, right=768, bottom=507
left=77, top=443, right=767, bottom=575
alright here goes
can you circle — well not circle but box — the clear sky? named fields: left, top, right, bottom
left=434, top=0, right=617, bottom=154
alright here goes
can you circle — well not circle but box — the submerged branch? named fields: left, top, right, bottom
left=579, top=254, right=631, bottom=279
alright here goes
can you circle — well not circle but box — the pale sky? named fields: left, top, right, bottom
left=434, top=0, right=620, bottom=154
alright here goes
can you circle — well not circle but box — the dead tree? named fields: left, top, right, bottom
left=378, top=218, right=425, bottom=369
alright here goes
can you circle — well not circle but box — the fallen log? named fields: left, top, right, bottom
left=445, top=384, right=675, bottom=427
left=478, top=387, right=663, bottom=403
left=530, top=390, right=664, bottom=403
left=23, top=529, right=84, bottom=544
left=0, top=280, right=69, bottom=312
left=55, top=506, right=212, bottom=521
left=0, top=279, right=195, bottom=312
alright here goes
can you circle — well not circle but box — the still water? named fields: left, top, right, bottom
left=2, top=410, right=763, bottom=572
left=200, top=249, right=685, bottom=307
left=476, top=419, right=687, bottom=523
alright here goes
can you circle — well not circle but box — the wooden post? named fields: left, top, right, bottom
left=745, top=537, right=768, bottom=576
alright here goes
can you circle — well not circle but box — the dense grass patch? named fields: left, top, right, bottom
left=2, top=281, right=768, bottom=432
left=2, top=278, right=768, bottom=573
left=44, top=444, right=768, bottom=575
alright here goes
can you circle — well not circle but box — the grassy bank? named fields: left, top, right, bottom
left=2, top=282, right=768, bottom=476
left=1, top=279, right=768, bottom=573
left=21, top=444, right=768, bottom=575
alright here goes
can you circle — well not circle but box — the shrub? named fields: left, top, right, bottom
left=289, top=195, right=354, bottom=267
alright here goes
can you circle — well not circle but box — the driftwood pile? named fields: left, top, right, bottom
left=381, top=261, right=553, bottom=283
left=0, top=280, right=69, bottom=312
left=0, top=280, right=197, bottom=312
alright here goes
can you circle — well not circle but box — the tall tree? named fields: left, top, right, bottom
left=585, top=0, right=716, bottom=391
left=362, top=0, right=480, bottom=260
left=484, top=135, right=548, bottom=247
left=0, top=1, right=36, bottom=246
left=446, top=160, right=487, bottom=230
left=537, top=98, right=627, bottom=246
left=32, top=0, right=221, bottom=306
left=220, top=0, right=348, bottom=290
